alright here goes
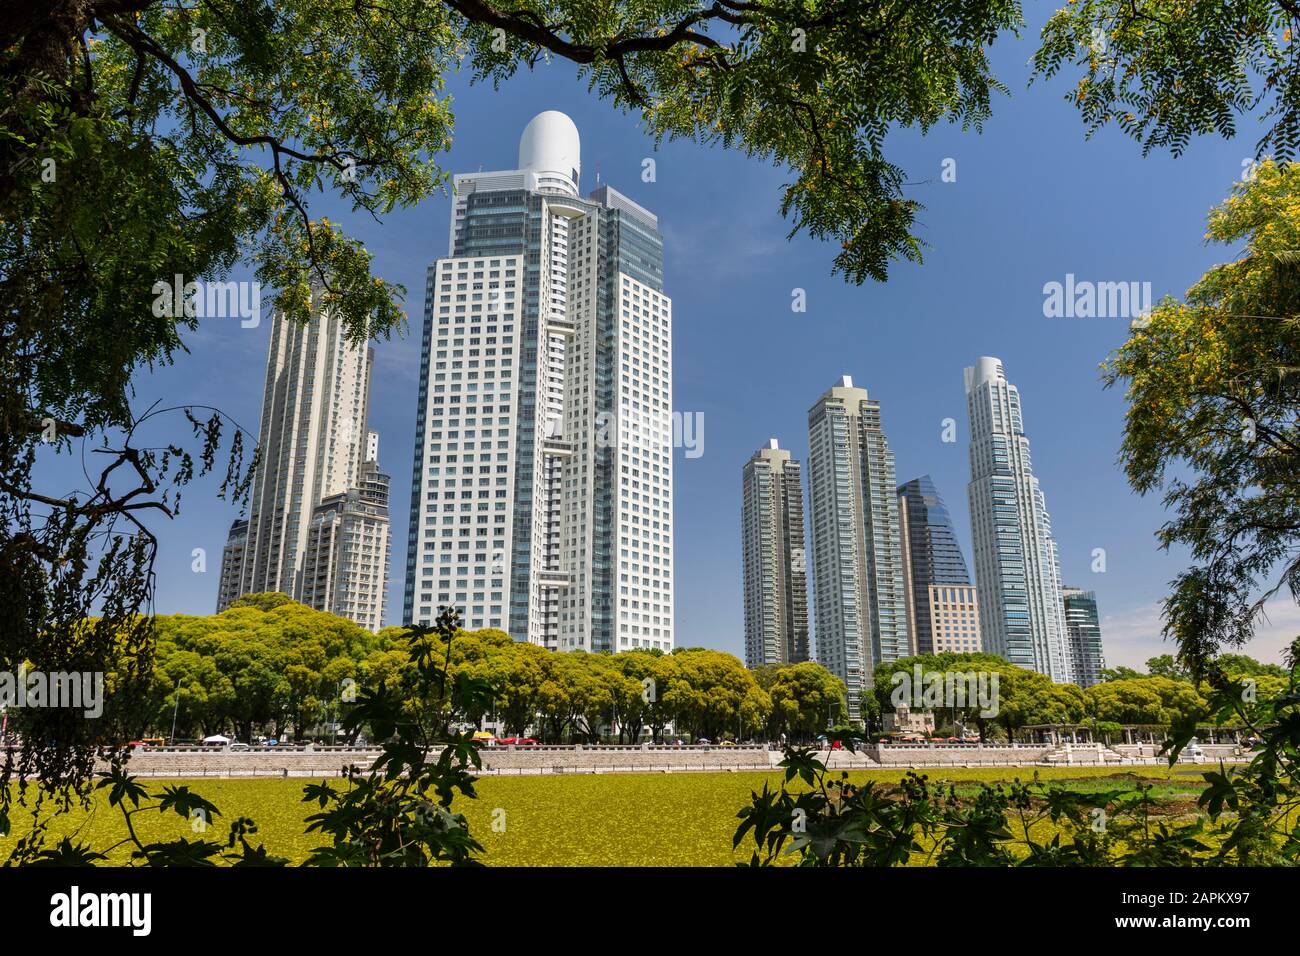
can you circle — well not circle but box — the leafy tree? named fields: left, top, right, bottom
left=1218, top=653, right=1290, bottom=678
left=1035, top=0, right=1300, bottom=163
left=1100, top=665, right=1147, bottom=683
left=874, top=653, right=1022, bottom=742
left=1085, top=676, right=1206, bottom=727
left=641, top=652, right=681, bottom=743
left=488, top=642, right=554, bottom=737
left=558, top=652, right=620, bottom=744
left=610, top=650, right=662, bottom=743
left=753, top=661, right=847, bottom=743
left=665, top=649, right=769, bottom=741
left=1146, top=654, right=1189, bottom=681
left=228, top=592, right=297, bottom=613
left=9, top=0, right=1300, bottom=811
left=1105, top=161, right=1300, bottom=675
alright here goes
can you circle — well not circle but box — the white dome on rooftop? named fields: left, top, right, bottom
left=518, top=111, right=580, bottom=195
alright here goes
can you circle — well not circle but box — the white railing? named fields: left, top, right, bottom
left=129, top=742, right=771, bottom=754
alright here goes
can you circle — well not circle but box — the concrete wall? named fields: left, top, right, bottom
left=864, top=746, right=1050, bottom=766
left=114, top=746, right=781, bottom=778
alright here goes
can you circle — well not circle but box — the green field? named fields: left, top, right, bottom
left=3, top=766, right=1207, bottom=866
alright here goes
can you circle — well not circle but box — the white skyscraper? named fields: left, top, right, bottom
left=807, top=376, right=910, bottom=720
left=217, top=304, right=389, bottom=629
left=404, top=112, right=673, bottom=652
left=964, top=356, right=1072, bottom=682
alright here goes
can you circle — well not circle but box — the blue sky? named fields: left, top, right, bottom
left=38, top=15, right=1300, bottom=670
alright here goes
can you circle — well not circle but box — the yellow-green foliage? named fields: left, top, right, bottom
left=3, top=766, right=1203, bottom=866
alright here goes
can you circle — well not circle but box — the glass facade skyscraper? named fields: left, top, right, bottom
left=965, top=356, right=1072, bottom=682
left=897, top=475, right=979, bottom=656
left=1062, top=587, right=1106, bottom=688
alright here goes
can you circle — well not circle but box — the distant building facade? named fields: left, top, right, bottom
left=1062, top=587, right=1106, bottom=688
left=965, top=357, right=1072, bottom=682
left=741, top=439, right=810, bottom=667
left=807, top=376, right=910, bottom=720
left=300, top=460, right=391, bottom=632
left=216, top=304, right=389, bottom=630
left=897, top=475, right=980, bottom=656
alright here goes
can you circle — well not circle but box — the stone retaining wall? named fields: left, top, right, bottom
left=116, top=743, right=1245, bottom=778
left=113, top=747, right=783, bottom=778
left=865, top=746, right=1050, bottom=766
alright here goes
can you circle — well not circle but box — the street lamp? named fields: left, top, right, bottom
left=169, top=678, right=181, bottom=745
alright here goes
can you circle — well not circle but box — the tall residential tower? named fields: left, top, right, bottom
left=807, top=376, right=910, bottom=719
left=741, top=439, right=810, bottom=667
left=964, top=356, right=1072, bottom=682
left=404, top=112, right=673, bottom=653
left=216, top=308, right=389, bottom=629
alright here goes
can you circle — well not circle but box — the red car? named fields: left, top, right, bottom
left=494, top=736, right=539, bottom=746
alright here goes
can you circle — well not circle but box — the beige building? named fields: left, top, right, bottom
left=300, top=459, right=391, bottom=632
left=217, top=305, right=389, bottom=630
left=926, top=584, right=982, bottom=655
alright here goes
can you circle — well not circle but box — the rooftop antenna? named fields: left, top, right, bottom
left=595, top=161, right=601, bottom=185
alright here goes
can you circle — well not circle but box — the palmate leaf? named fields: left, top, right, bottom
left=23, top=837, right=107, bottom=867
left=134, top=838, right=223, bottom=867
left=1198, top=769, right=1242, bottom=818
left=97, top=767, right=148, bottom=809
left=157, top=785, right=221, bottom=823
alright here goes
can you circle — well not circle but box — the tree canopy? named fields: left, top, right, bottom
left=118, top=597, right=849, bottom=744
left=1105, top=162, right=1300, bottom=675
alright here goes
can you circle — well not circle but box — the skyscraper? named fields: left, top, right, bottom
left=897, top=475, right=981, bottom=656
left=1062, top=587, right=1106, bottom=688
left=216, top=304, right=388, bottom=629
left=741, top=439, right=810, bottom=667
left=299, top=458, right=391, bottom=632
left=964, top=356, right=1072, bottom=682
left=807, top=376, right=910, bottom=719
left=404, top=112, right=673, bottom=652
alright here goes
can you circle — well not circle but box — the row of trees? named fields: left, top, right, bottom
left=141, top=596, right=1288, bottom=748
left=869, top=651, right=1289, bottom=743
left=137, top=593, right=848, bottom=745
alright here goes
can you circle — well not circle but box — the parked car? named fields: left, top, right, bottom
left=228, top=742, right=251, bottom=752
left=494, top=736, right=539, bottom=746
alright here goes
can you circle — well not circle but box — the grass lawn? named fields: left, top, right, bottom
left=2, top=765, right=1207, bottom=866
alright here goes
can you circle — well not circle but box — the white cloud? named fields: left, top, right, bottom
left=1101, top=595, right=1300, bottom=670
